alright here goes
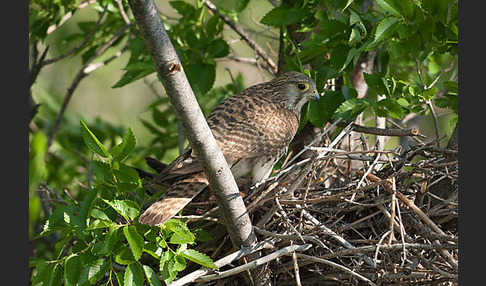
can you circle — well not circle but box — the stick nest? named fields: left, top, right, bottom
left=176, top=126, right=458, bottom=286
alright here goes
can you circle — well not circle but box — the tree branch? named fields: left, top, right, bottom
left=203, top=0, right=277, bottom=75
left=337, top=120, right=423, bottom=137
left=46, top=24, right=131, bottom=153
left=127, top=0, right=256, bottom=250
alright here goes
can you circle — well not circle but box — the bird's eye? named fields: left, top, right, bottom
left=297, top=83, right=309, bottom=91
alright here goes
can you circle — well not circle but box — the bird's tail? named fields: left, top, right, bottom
left=138, top=172, right=208, bottom=226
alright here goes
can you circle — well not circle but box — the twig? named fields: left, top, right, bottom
left=426, top=99, right=441, bottom=148
left=29, top=46, right=50, bottom=87
left=254, top=226, right=329, bottom=251
left=292, top=250, right=302, bottom=286
left=115, top=0, right=131, bottom=24
left=296, top=254, right=377, bottom=286
left=297, top=206, right=376, bottom=268
left=168, top=239, right=276, bottom=286
left=366, top=173, right=458, bottom=271
left=275, top=197, right=306, bottom=243
left=45, top=0, right=98, bottom=35
left=42, top=6, right=109, bottom=66
left=318, top=242, right=456, bottom=260
left=203, top=0, right=278, bottom=74
left=45, top=25, right=131, bottom=153
left=195, top=244, right=312, bottom=283
left=337, top=120, right=422, bottom=137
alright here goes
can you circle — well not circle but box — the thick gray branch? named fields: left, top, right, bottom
left=127, top=0, right=256, bottom=248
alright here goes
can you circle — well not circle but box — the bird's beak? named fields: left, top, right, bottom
left=311, top=89, right=320, bottom=101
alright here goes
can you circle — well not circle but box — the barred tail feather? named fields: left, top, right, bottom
left=138, top=173, right=208, bottom=226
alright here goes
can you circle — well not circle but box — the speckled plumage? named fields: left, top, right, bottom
left=139, top=71, right=319, bottom=226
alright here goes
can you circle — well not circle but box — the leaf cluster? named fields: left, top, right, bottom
left=259, top=0, right=458, bottom=128
left=30, top=122, right=217, bottom=286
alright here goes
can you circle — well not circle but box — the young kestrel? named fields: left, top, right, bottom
left=139, top=71, right=320, bottom=226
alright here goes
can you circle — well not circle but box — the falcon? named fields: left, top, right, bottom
left=139, top=71, right=320, bottom=226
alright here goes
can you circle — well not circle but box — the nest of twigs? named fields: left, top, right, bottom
left=165, top=122, right=459, bottom=286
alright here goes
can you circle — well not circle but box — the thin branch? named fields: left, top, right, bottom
left=365, top=173, right=458, bottom=271
left=203, top=0, right=278, bottom=74
left=168, top=239, right=275, bottom=286
left=42, top=6, right=109, bottom=66
left=46, top=24, right=131, bottom=153
left=115, top=0, right=131, bottom=24
left=195, top=244, right=312, bottom=283
left=337, top=120, right=423, bottom=137
left=297, top=206, right=376, bottom=268
left=296, top=254, right=377, bottom=286
left=426, top=99, right=441, bottom=148
left=254, top=226, right=329, bottom=250
left=46, top=0, right=98, bottom=35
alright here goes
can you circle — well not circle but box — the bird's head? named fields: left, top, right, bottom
left=269, top=71, right=320, bottom=111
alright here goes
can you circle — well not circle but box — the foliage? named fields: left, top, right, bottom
left=264, top=0, right=458, bottom=128
left=29, top=0, right=457, bottom=284
left=31, top=121, right=216, bottom=285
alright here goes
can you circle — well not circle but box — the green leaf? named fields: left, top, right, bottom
left=78, top=189, right=98, bottom=229
left=376, top=0, right=402, bottom=18
left=194, top=228, right=212, bottom=242
left=115, top=247, right=136, bottom=265
left=348, top=27, right=361, bottom=45
left=103, top=199, right=140, bottom=222
left=112, top=62, right=155, bottom=88
left=309, top=90, right=345, bottom=127
left=334, top=98, right=368, bottom=120
left=64, top=254, right=83, bottom=286
left=32, top=260, right=53, bottom=286
left=80, top=120, right=110, bottom=158
left=47, top=263, right=63, bottom=286
left=207, top=38, right=230, bottom=58
left=90, top=208, right=112, bottom=221
left=124, top=226, right=145, bottom=260
left=443, top=80, right=458, bottom=95
left=142, top=265, right=163, bottom=286
left=172, top=255, right=187, bottom=272
left=87, top=219, right=114, bottom=230
left=29, top=131, right=48, bottom=192
left=340, top=48, right=360, bottom=72
left=169, top=1, right=195, bottom=17
left=260, top=6, right=307, bottom=26
left=96, top=228, right=120, bottom=255
left=124, top=263, right=145, bottom=286
left=112, top=128, right=136, bottom=162
left=164, top=219, right=195, bottom=245
left=206, top=15, right=224, bottom=36
left=79, top=259, right=110, bottom=285
left=373, top=17, right=399, bottom=44
left=159, top=251, right=177, bottom=284
left=113, top=163, right=142, bottom=192
left=93, top=160, right=115, bottom=186
left=181, top=249, right=218, bottom=269
left=184, top=62, right=215, bottom=95
left=213, top=0, right=250, bottom=12
left=397, top=98, right=410, bottom=107
left=342, top=0, right=355, bottom=11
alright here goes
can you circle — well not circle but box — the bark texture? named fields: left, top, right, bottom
left=127, top=0, right=256, bottom=248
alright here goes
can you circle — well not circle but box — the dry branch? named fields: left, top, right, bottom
left=169, top=239, right=275, bottom=286
left=195, top=244, right=312, bottom=283
left=337, top=120, right=422, bottom=137
left=203, top=0, right=278, bottom=74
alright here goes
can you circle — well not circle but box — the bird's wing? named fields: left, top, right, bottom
left=207, top=90, right=300, bottom=164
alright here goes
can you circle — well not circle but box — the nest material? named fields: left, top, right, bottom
left=169, top=125, right=458, bottom=286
